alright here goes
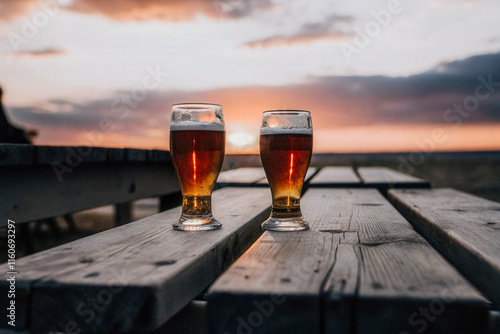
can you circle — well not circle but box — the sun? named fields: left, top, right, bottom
left=228, top=132, right=256, bottom=147
left=227, top=131, right=258, bottom=153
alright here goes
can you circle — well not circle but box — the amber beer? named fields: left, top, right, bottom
left=170, top=127, right=225, bottom=197
left=170, top=103, right=225, bottom=231
left=260, top=129, right=312, bottom=218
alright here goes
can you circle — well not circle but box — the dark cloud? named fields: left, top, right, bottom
left=431, top=53, right=500, bottom=75
left=310, top=52, right=500, bottom=125
left=243, top=14, right=354, bottom=48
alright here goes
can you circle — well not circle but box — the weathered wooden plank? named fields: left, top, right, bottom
left=322, top=233, right=359, bottom=334
left=125, top=148, right=148, bottom=162
left=314, top=189, right=489, bottom=334
left=0, top=144, right=34, bottom=166
left=256, top=167, right=318, bottom=185
left=107, top=148, right=125, bottom=162
left=208, top=231, right=338, bottom=334
left=357, top=167, right=431, bottom=191
left=147, top=149, right=171, bottom=162
left=208, top=189, right=490, bottom=334
left=35, top=146, right=108, bottom=164
left=388, top=188, right=500, bottom=309
left=0, top=187, right=271, bottom=332
left=0, top=161, right=180, bottom=227
left=217, top=167, right=266, bottom=186
left=309, top=166, right=361, bottom=187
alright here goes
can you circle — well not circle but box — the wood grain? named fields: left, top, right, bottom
left=311, top=189, right=489, bottom=334
left=389, top=188, right=500, bottom=309
left=309, top=167, right=361, bottom=187
left=0, top=187, right=271, bottom=332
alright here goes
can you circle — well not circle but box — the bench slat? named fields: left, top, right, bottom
left=0, top=188, right=271, bottom=332
left=357, top=167, right=431, bottom=190
left=388, top=188, right=500, bottom=308
left=0, top=145, right=174, bottom=165
left=0, top=162, right=180, bottom=226
left=208, top=189, right=489, bottom=334
left=314, top=189, right=488, bottom=334
left=216, top=167, right=266, bottom=186
left=207, top=231, right=337, bottom=333
left=309, top=166, right=361, bottom=187
left=0, top=144, right=34, bottom=166
left=35, top=146, right=108, bottom=164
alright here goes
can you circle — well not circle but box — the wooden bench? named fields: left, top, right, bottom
left=0, top=144, right=180, bottom=227
left=389, top=189, right=500, bottom=309
left=207, top=188, right=490, bottom=334
left=309, top=166, right=431, bottom=192
left=1, top=164, right=498, bottom=333
left=217, top=167, right=318, bottom=187
left=0, top=187, right=271, bottom=332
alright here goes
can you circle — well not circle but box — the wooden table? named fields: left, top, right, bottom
left=1, top=166, right=498, bottom=333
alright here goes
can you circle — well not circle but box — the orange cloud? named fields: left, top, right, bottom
left=12, top=48, right=65, bottom=58
left=70, top=0, right=218, bottom=22
left=0, top=0, right=273, bottom=22
left=72, top=0, right=275, bottom=21
left=0, top=0, right=38, bottom=21
left=243, top=33, right=350, bottom=48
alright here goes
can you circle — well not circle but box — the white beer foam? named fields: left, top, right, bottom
left=170, top=121, right=225, bottom=131
left=260, top=126, right=312, bottom=135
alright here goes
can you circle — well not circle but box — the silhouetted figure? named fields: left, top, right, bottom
left=0, top=86, right=36, bottom=144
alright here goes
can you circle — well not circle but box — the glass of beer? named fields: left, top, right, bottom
left=260, top=110, right=313, bottom=231
left=170, top=103, right=225, bottom=231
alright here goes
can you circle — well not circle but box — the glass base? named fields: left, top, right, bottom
left=173, top=196, right=221, bottom=231
left=261, top=216, right=309, bottom=232
left=173, top=214, right=221, bottom=231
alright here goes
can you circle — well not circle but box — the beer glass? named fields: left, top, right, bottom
left=260, top=110, right=313, bottom=231
left=170, top=103, right=225, bottom=231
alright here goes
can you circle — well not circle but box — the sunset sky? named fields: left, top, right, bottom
left=0, top=0, right=499, bottom=153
